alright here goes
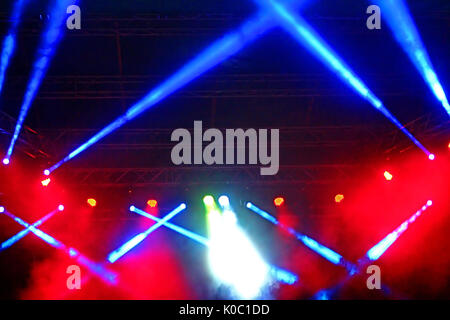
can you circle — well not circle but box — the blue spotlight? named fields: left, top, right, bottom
left=1, top=207, right=59, bottom=251
left=132, top=205, right=298, bottom=285
left=373, top=0, right=450, bottom=116
left=5, top=0, right=77, bottom=162
left=0, top=206, right=4, bottom=213
left=2, top=209, right=117, bottom=284
left=2, top=158, right=9, bottom=165
left=58, top=204, right=64, bottom=211
left=246, top=202, right=354, bottom=269
left=0, top=0, right=29, bottom=96
left=256, top=0, right=432, bottom=157
left=365, top=200, right=433, bottom=261
left=107, top=203, right=187, bottom=263
left=45, top=14, right=277, bottom=173
left=218, top=195, right=230, bottom=208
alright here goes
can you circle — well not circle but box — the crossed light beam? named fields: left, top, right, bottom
left=4, top=0, right=77, bottom=165
left=107, top=203, right=187, bottom=263
left=245, top=200, right=433, bottom=299
left=0, top=206, right=118, bottom=285
left=44, top=0, right=435, bottom=174
left=0, top=205, right=62, bottom=251
left=372, top=0, right=450, bottom=116
left=0, top=0, right=29, bottom=97
left=130, top=205, right=298, bottom=286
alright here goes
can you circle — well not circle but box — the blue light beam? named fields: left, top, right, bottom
left=45, top=14, right=277, bottom=174
left=246, top=202, right=356, bottom=272
left=5, top=0, right=77, bottom=162
left=132, top=206, right=210, bottom=246
left=132, top=205, right=298, bottom=285
left=0, top=0, right=29, bottom=96
left=107, top=203, right=187, bottom=263
left=1, top=208, right=117, bottom=284
left=0, top=207, right=59, bottom=251
left=373, top=0, right=450, bottom=116
left=313, top=200, right=433, bottom=300
left=256, top=0, right=432, bottom=157
left=365, top=200, right=433, bottom=261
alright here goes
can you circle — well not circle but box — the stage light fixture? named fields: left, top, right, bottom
left=0, top=206, right=4, bottom=213
left=107, top=203, right=187, bottom=263
left=87, top=198, right=97, bottom=207
left=58, top=204, right=64, bottom=211
left=428, top=154, right=435, bottom=161
left=274, top=196, right=284, bottom=207
left=384, top=171, right=393, bottom=181
left=203, top=195, right=215, bottom=207
left=256, top=0, right=432, bottom=158
left=2, top=158, right=9, bottom=165
left=41, top=178, right=51, bottom=187
left=43, top=169, right=50, bottom=176
left=218, top=195, right=230, bottom=208
left=334, top=194, right=344, bottom=203
left=147, top=199, right=157, bottom=208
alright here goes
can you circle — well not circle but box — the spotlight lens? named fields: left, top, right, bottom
left=0, top=206, right=4, bottom=213
left=427, top=200, right=432, bottom=206
left=203, top=195, right=214, bottom=206
left=335, top=194, right=344, bottom=203
left=274, top=197, right=285, bottom=207
left=2, top=158, right=9, bottom=165
left=147, top=199, right=158, bottom=208
left=218, top=195, right=230, bottom=207
left=428, top=154, right=435, bottom=160
left=129, top=205, right=136, bottom=212
left=58, top=205, right=64, bottom=211
left=44, top=169, right=50, bottom=176
left=384, top=171, right=393, bottom=181
left=87, top=198, right=97, bottom=207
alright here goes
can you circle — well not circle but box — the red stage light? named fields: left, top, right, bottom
left=147, top=199, right=158, bottom=208
left=274, top=197, right=285, bottom=207
left=384, top=171, right=393, bottom=181
left=41, top=178, right=51, bottom=187
left=335, top=194, right=344, bottom=203
left=87, top=198, right=97, bottom=207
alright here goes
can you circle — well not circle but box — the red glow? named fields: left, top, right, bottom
left=384, top=170, right=393, bottom=181
left=147, top=199, right=158, bottom=208
left=87, top=198, right=97, bottom=207
left=335, top=194, right=344, bottom=203
left=41, top=178, right=51, bottom=187
left=274, top=197, right=285, bottom=207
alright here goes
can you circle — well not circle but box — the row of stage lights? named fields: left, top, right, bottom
left=0, top=193, right=435, bottom=299
left=36, top=170, right=400, bottom=210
